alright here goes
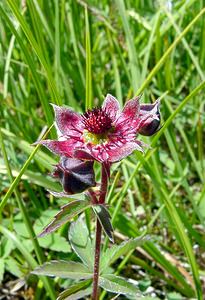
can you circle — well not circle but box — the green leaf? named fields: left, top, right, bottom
left=32, top=261, right=92, bottom=280
left=137, top=298, right=160, bottom=300
left=34, top=212, right=70, bottom=253
left=38, top=200, right=91, bottom=237
left=0, top=225, right=37, bottom=269
left=58, top=287, right=92, bottom=300
left=167, top=292, right=183, bottom=300
left=99, top=274, right=141, bottom=296
left=13, top=214, right=70, bottom=253
left=1, top=237, right=14, bottom=258
left=38, top=234, right=70, bottom=253
left=68, top=217, right=94, bottom=270
left=101, top=235, right=149, bottom=272
left=5, top=257, right=24, bottom=278
left=93, top=205, right=114, bottom=243
left=138, top=279, right=151, bottom=292
left=0, top=258, right=5, bottom=282
left=57, top=279, right=92, bottom=300
left=48, top=190, right=88, bottom=201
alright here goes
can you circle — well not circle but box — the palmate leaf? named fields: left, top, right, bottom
left=32, top=261, right=92, bottom=280
left=92, top=205, right=114, bottom=242
left=99, top=274, right=141, bottom=297
left=68, top=217, right=94, bottom=270
left=100, top=234, right=149, bottom=273
left=38, top=233, right=70, bottom=253
left=38, top=200, right=91, bottom=237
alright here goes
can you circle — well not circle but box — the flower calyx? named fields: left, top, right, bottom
left=52, top=157, right=96, bottom=194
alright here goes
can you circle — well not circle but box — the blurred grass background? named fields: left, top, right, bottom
left=0, top=0, right=205, bottom=299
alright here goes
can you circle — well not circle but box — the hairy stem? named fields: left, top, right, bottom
left=99, top=163, right=109, bottom=204
left=92, top=163, right=109, bottom=300
left=92, top=219, right=102, bottom=300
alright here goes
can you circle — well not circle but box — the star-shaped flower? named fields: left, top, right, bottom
left=37, top=94, right=160, bottom=163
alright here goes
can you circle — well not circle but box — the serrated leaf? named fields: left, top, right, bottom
left=32, top=260, right=92, bottom=280
left=38, top=200, right=91, bottom=237
left=100, top=235, right=149, bottom=272
left=93, top=205, right=114, bottom=243
left=68, top=217, right=94, bottom=269
left=14, top=221, right=30, bottom=238
left=38, top=234, right=70, bottom=253
left=99, top=274, right=141, bottom=296
left=57, top=279, right=92, bottom=300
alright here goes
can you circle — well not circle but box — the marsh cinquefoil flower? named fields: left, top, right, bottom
left=39, top=94, right=160, bottom=163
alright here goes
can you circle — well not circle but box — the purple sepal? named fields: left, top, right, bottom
left=138, top=100, right=161, bottom=136
left=52, top=157, right=96, bottom=194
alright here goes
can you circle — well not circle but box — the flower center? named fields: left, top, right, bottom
left=82, top=108, right=112, bottom=134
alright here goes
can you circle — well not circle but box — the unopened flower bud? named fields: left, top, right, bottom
left=138, top=100, right=161, bottom=136
left=52, top=157, right=96, bottom=194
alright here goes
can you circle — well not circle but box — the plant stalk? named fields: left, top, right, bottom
left=92, top=219, right=102, bottom=300
left=92, top=163, right=109, bottom=300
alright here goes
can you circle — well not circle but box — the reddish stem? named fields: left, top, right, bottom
left=92, top=163, right=109, bottom=300
left=87, top=188, right=98, bottom=204
left=99, top=163, right=109, bottom=204
left=92, top=219, right=102, bottom=300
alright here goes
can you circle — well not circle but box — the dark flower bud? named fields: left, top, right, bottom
left=52, top=157, right=96, bottom=194
left=138, top=100, right=161, bottom=136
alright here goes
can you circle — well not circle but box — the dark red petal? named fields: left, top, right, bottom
left=51, top=104, right=83, bottom=136
left=38, top=139, right=81, bottom=157
left=102, top=94, right=120, bottom=121
left=120, top=96, right=140, bottom=119
left=74, top=147, right=110, bottom=163
left=74, top=149, right=97, bottom=161
left=107, top=141, right=143, bottom=163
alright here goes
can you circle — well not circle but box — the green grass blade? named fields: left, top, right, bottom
left=85, top=5, right=92, bottom=110
left=6, top=0, right=61, bottom=104
left=115, top=0, right=140, bottom=93
left=0, top=125, right=53, bottom=214
left=136, top=7, right=205, bottom=95
left=0, top=5, right=53, bottom=126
